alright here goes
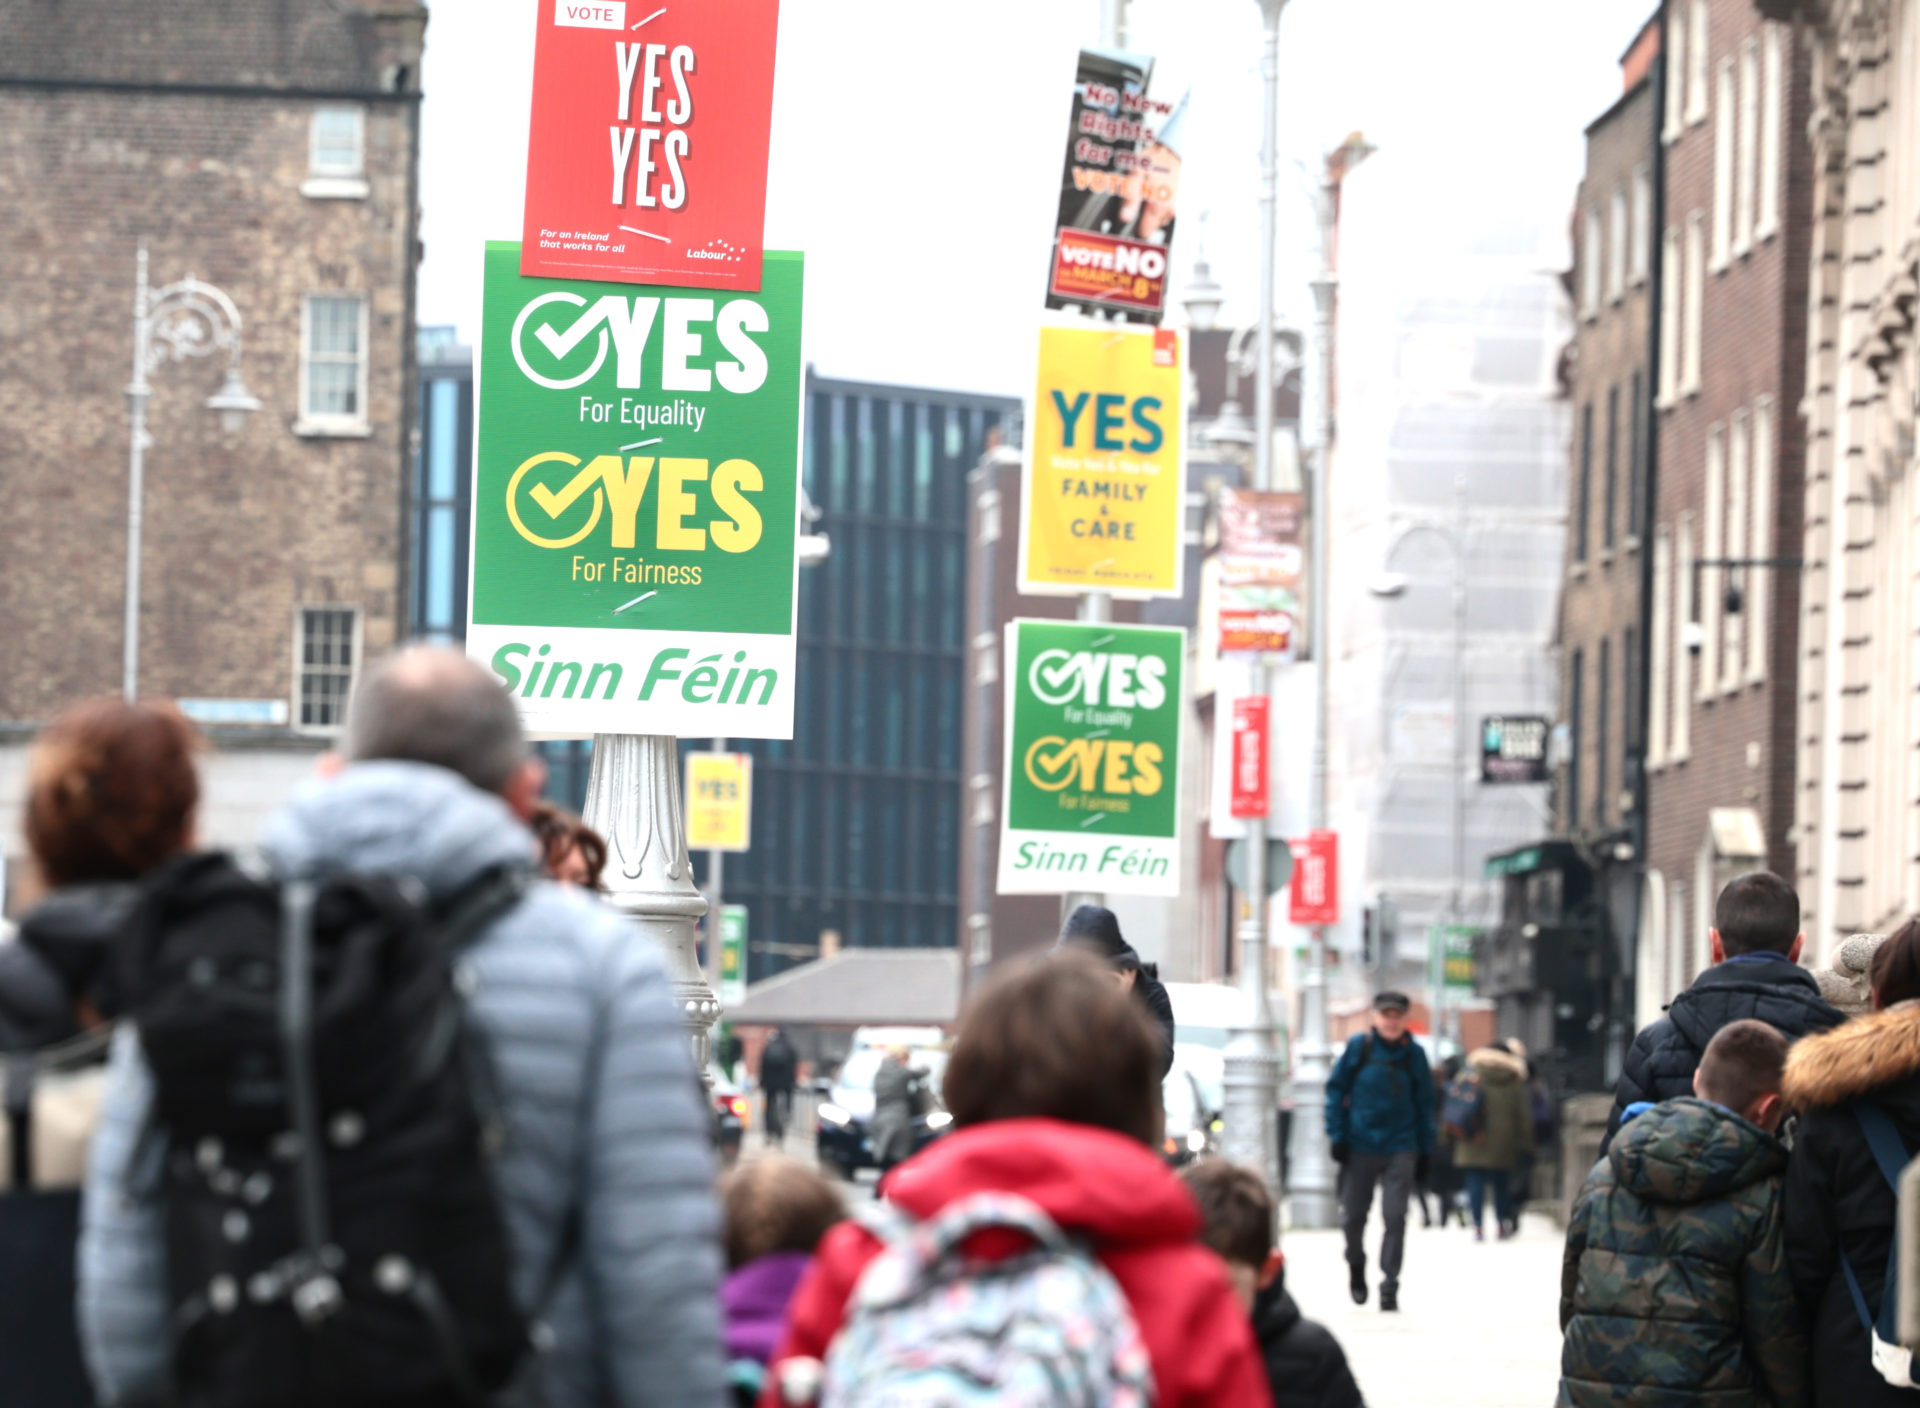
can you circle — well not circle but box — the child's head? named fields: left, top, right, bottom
left=1180, top=1160, right=1281, bottom=1311
left=719, top=1155, right=845, bottom=1272
left=1693, top=1019, right=1789, bottom=1132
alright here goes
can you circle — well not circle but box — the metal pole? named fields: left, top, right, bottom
left=1285, top=165, right=1340, bottom=1228
left=1221, top=0, right=1288, bottom=1215
left=582, top=733, right=720, bottom=1080
left=708, top=735, right=727, bottom=997
left=123, top=242, right=152, bottom=702
left=1447, top=470, right=1467, bottom=1052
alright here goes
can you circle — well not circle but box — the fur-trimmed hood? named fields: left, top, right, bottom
left=1468, top=1046, right=1528, bottom=1084
left=1782, top=1002, right=1920, bottom=1112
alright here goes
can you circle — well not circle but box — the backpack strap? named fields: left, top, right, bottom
left=278, top=879, right=346, bottom=1326
left=1839, top=1102, right=1914, bottom=1343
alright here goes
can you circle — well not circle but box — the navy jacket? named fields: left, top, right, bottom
left=1325, top=1031, right=1433, bottom=1156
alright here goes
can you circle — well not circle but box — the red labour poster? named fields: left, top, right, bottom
left=520, top=0, right=779, bottom=291
left=1289, top=830, right=1339, bottom=927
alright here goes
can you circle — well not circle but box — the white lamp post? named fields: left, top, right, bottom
left=123, top=241, right=261, bottom=700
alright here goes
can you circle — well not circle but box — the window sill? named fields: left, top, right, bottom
left=1623, top=534, right=1643, bottom=553
left=1570, top=561, right=1589, bottom=582
left=1599, top=548, right=1616, bottom=567
left=301, top=175, right=370, bottom=200
left=293, top=418, right=373, bottom=439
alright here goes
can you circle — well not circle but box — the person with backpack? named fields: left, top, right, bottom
left=1559, top=1020, right=1808, bottom=1407
left=1606, top=871, right=1843, bottom=1150
left=760, top=950, right=1272, bottom=1407
left=1448, top=1040, right=1534, bottom=1241
left=759, top=1028, right=799, bottom=1146
left=77, top=646, right=728, bottom=1408
left=1326, top=990, right=1433, bottom=1312
left=2, top=698, right=201, bottom=1408
left=1783, top=917, right=1920, bottom=1406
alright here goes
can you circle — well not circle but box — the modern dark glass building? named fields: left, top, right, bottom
left=407, top=343, right=1015, bottom=977
left=714, top=376, right=1016, bottom=980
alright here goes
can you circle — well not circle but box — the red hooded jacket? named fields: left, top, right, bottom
left=760, top=1118, right=1273, bottom=1407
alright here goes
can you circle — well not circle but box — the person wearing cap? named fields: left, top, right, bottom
left=1058, top=904, right=1176, bottom=1078
left=1325, top=991, right=1434, bottom=1313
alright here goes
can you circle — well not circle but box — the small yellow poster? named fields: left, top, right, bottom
left=1019, top=323, right=1186, bottom=598
left=685, top=751, right=752, bottom=852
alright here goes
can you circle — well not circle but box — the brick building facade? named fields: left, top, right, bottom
left=0, top=0, right=426, bottom=904
left=1641, top=0, right=1811, bottom=1015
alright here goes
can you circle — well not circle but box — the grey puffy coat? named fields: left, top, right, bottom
left=76, top=762, right=727, bottom=1408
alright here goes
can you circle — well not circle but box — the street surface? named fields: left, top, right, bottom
left=1283, top=1210, right=1565, bottom=1407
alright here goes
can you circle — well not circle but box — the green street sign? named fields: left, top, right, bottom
left=1433, top=923, right=1479, bottom=994
left=720, top=904, right=747, bottom=1007
left=467, top=241, right=804, bottom=738
left=997, top=619, right=1185, bottom=897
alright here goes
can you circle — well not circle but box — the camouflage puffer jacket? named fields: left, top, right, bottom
left=1558, top=1097, right=1809, bottom=1408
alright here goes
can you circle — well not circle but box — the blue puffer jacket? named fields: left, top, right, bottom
left=76, top=762, right=727, bottom=1408
left=1325, top=1030, right=1434, bottom=1156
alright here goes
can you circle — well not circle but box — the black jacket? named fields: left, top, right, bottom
left=1605, top=955, right=1844, bottom=1147
left=0, top=883, right=133, bottom=1408
left=1137, top=965, right=1175, bottom=1079
left=759, top=1033, right=797, bottom=1093
left=1253, top=1280, right=1364, bottom=1408
left=1783, top=1004, right=1920, bottom=1408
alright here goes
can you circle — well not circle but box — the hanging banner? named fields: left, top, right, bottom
left=998, top=619, right=1185, bottom=898
left=467, top=241, right=804, bottom=738
left=520, top=0, right=779, bottom=291
left=1289, top=829, right=1339, bottom=926
left=1020, top=323, right=1186, bottom=598
left=1229, top=695, right=1269, bottom=819
left=1044, top=47, right=1188, bottom=323
left=686, top=751, right=752, bottom=850
left=1217, top=488, right=1305, bottom=657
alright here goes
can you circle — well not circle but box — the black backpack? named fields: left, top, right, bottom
left=118, top=851, right=547, bottom=1408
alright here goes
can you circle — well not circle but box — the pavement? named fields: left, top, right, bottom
left=1281, top=1206, right=1566, bottom=1408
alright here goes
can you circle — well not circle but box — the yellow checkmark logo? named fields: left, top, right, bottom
left=1025, top=736, right=1088, bottom=792
left=506, top=451, right=605, bottom=549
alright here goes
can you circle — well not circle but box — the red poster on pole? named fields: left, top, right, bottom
left=520, top=0, right=779, bottom=291
left=1229, top=696, right=1269, bottom=819
left=1289, top=830, right=1339, bottom=926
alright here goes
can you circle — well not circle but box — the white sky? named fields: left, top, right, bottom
left=416, top=0, right=1657, bottom=399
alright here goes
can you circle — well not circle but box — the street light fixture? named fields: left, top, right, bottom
left=1183, top=249, right=1226, bottom=332
left=123, top=240, right=259, bottom=699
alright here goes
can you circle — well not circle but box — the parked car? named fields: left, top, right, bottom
left=815, top=1046, right=950, bottom=1180
left=1161, top=1061, right=1218, bottom=1166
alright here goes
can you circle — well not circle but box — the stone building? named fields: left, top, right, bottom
left=1766, top=0, right=1920, bottom=952
left=0, top=0, right=426, bottom=906
left=1640, top=0, right=1811, bottom=1005
left=1482, top=17, right=1662, bottom=1095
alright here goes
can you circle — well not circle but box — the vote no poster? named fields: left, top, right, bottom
left=1020, top=323, right=1186, bottom=597
left=466, top=241, right=803, bottom=738
left=998, top=620, right=1185, bottom=898
left=520, top=0, right=779, bottom=290
left=1044, top=46, right=1188, bottom=322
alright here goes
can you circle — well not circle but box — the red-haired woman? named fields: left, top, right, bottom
left=2, top=697, right=201, bottom=1408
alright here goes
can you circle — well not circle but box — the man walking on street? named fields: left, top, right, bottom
left=78, top=647, right=728, bottom=1408
left=760, top=1026, right=797, bottom=1145
left=1326, top=991, right=1433, bottom=1313
left=1603, top=870, right=1842, bottom=1150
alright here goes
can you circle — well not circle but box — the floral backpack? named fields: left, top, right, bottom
left=819, top=1191, right=1155, bottom=1408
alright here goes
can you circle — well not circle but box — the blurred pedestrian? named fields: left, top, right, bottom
left=530, top=799, right=608, bottom=890
left=759, top=1026, right=798, bottom=1145
left=2, top=698, right=199, bottom=1408
left=1606, top=872, right=1841, bottom=1150
left=720, top=1155, right=844, bottom=1407
left=1326, top=990, right=1433, bottom=1311
left=1422, top=1055, right=1466, bottom=1228
left=867, top=1045, right=920, bottom=1188
left=763, top=950, right=1271, bottom=1407
left=1560, top=1020, right=1806, bottom=1407
left=1783, top=917, right=1920, bottom=1407
left=1183, top=1160, right=1365, bottom=1408
left=1452, top=1039, right=1534, bottom=1241
left=1058, top=903, right=1176, bottom=1076
left=78, top=646, right=727, bottom=1408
